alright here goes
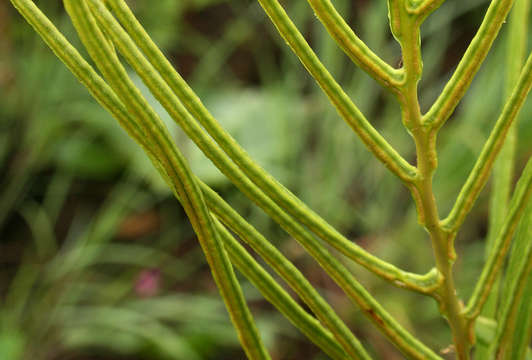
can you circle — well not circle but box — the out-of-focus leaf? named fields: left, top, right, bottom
left=0, top=330, right=25, bottom=360
left=45, top=243, right=193, bottom=282
left=474, top=316, right=497, bottom=346
left=61, top=327, right=143, bottom=356
left=58, top=305, right=201, bottom=360
left=128, top=0, right=184, bottom=49
left=144, top=86, right=306, bottom=187
left=54, top=135, right=124, bottom=179
left=496, top=199, right=532, bottom=359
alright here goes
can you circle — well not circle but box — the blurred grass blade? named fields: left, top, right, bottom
left=1, top=260, right=40, bottom=330
left=474, top=316, right=497, bottom=346
left=476, top=0, right=530, bottom=357
left=490, top=160, right=532, bottom=356
left=19, top=201, right=58, bottom=260
left=44, top=243, right=192, bottom=282
left=0, top=330, right=25, bottom=360
left=492, top=196, right=532, bottom=359
left=496, top=0, right=531, bottom=314
left=465, top=157, right=532, bottom=320
left=59, top=306, right=202, bottom=360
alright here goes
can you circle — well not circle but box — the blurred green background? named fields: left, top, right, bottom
left=1, top=0, right=531, bottom=359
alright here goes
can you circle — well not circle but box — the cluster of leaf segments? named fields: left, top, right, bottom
left=10, top=0, right=532, bottom=359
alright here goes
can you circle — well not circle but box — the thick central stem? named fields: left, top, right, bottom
left=413, top=132, right=472, bottom=359
left=394, top=6, right=473, bottom=358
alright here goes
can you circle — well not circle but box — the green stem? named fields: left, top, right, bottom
left=406, top=0, right=446, bottom=20
left=391, top=4, right=471, bottom=358
left=202, top=145, right=438, bottom=357
left=442, top=52, right=532, bottom=232
left=255, top=0, right=418, bottom=182
left=61, top=1, right=270, bottom=358
left=216, top=219, right=360, bottom=360
left=464, top=157, right=532, bottom=320
left=424, top=0, right=516, bottom=129
left=305, top=0, right=404, bottom=93
left=97, top=0, right=437, bottom=293
left=413, top=174, right=471, bottom=359
left=201, top=184, right=370, bottom=360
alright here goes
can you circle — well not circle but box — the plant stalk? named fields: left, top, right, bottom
left=412, top=98, right=472, bottom=360
left=418, top=183, right=471, bottom=359
left=393, top=4, right=472, bottom=358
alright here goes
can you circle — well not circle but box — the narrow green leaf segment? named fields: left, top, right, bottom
left=201, top=184, right=371, bottom=360
left=63, top=3, right=271, bottom=359
left=10, top=0, right=532, bottom=358
left=443, top=52, right=532, bottom=233
left=216, top=219, right=352, bottom=360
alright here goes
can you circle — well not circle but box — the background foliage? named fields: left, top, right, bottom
left=0, top=0, right=531, bottom=359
